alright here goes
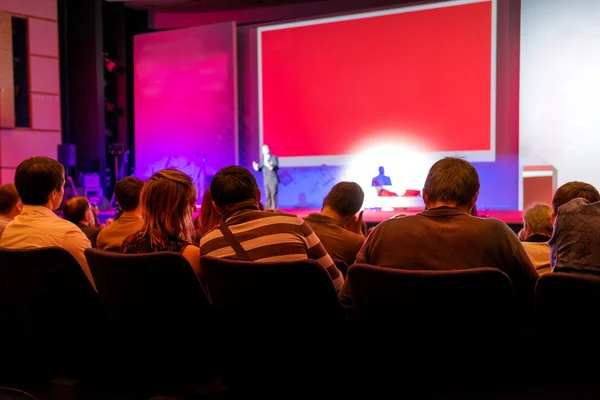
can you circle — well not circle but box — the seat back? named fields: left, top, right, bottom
left=200, top=256, right=342, bottom=383
left=85, top=249, right=212, bottom=374
left=200, top=256, right=341, bottom=322
left=349, top=264, right=516, bottom=331
left=535, top=272, right=600, bottom=333
left=0, top=247, right=102, bottom=373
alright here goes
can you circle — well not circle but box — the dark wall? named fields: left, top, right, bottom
left=59, top=0, right=106, bottom=189
left=59, top=0, right=147, bottom=200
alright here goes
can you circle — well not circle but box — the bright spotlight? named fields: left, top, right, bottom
left=344, top=142, right=432, bottom=210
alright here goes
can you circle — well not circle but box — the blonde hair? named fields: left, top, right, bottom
left=140, top=169, right=197, bottom=246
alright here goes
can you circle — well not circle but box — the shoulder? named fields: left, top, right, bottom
left=558, top=198, right=600, bottom=216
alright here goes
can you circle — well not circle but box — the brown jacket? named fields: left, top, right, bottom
left=304, top=213, right=364, bottom=266
left=339, top=207, right=538, bottom=309
left=96, top=212, right=144, bottom=252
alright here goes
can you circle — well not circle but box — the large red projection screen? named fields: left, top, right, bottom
left=258, top=0, right=496, bottom=166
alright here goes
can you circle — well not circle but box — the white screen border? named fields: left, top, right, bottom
left=257, top=0, right=497, bottom=167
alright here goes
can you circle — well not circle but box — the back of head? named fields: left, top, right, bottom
left=114, top=177, right=144, bottom=212
left=141, top=168, right=197, bottom=245
left=423, top=157, right=480, bottom=206
left=63, top=196, right=90, bottom=224
left=211, top=166, right=259, bottom=208
left=0, top=184, right=20, bottom=215
left=323, top=182, right=364, bottom=218
left=552, top=181, right=600, bottom=214
left=15, top=157, right=64, bottom=206
left=523, top=203, right=553, bottom=236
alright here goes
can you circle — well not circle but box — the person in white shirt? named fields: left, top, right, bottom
left=0, top=184, right=22, bottom=239
left=252, top=144, right=280, bottom=210
left=520, top=203, right=553, bottom=275
left=0, top=157, right=95, bottom=288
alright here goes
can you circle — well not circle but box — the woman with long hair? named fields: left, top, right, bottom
left=121, top=169, right=200, bottom=275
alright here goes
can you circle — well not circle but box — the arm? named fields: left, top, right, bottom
left=268, top=156, right=279, bottom=171
left=497, top=222, right=538, bottom=310
left=182, top=245, right=201, bottom=278
left=64, top=228, right=95, bottom=290
left=300, top=220, right=344, bottom=291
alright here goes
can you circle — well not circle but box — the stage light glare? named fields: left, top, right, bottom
left=344, top=142, right=431, bottom=209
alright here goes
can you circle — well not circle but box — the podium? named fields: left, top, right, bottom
left=523, top=165, right=557, bottom=208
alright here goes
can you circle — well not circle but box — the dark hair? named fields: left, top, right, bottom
left=211, top=166, right=259, bottom=208
left=114, top=177, right=144, bottom=212
left=199, top=188, right=221, bottom=236
left=323, top=182, right=364, bottom=217
left=14, top=157, right=64, bottom=206
left=63, top=196, right=90, bottom=224
left=423, top=157, right=480, bottom=206
left=552, top=181, right=600, bottom=214
left=0, top=184, right=20, bottom=214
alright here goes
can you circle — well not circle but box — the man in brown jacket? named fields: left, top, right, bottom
left=97, top=177, right=144, bottom=251
left=339, top=157, right=538, bottom=311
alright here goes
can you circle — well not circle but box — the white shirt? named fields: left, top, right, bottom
left=263, top=154, right=274, bottom=170
left=0, top=205, right=95, bottom=289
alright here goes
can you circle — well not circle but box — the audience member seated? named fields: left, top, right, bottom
left=198, top=189, right=221, bottom=237
left=520, top=203, right=553, bottom=275
left=63, top=196, right=102, bottom=247
left=0, top=184, right=22, bottom=239
left=121, top=169, right=200, bottom=276
left=0, top=157, right=94, bottom=287
left=338, top=157, right=538, bottom=309
left=97, top=177, right=144, bottom=251
left=304, top=182, right=365, bottom=266
left=549, top=181, right=600, bottom=274
left=200, top=166, right=344, bottom=290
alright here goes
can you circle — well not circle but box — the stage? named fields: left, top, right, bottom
left=284, top=208, right=524, bottom=233
left=98, top=207, right=524, bottom=234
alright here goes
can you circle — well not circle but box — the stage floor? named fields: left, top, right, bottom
left=282, top=208, right=522, bottom=224
left=99, top=208, right=524, bottom=232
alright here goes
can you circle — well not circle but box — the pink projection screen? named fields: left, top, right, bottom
left=134, top=22, right=237, bottom=194
left=258, top=0, right=496, bottom=166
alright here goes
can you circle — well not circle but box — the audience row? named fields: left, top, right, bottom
left=0, top=156, right=598, bottom=313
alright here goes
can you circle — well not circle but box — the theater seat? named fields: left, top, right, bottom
left=199, top=256, right=343, bottom=386
left=534, top=271, right=600, bottom=377
left=0, top=247, right=103, bottom=377
left=347, top=264, right=518, bottom=381
left=85, top=249, right=213, bottom=383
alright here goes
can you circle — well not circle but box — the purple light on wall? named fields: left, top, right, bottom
left=134, top=22, right=238, bottom=195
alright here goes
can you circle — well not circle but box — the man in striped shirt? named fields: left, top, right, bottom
left=200, top=166, right=343, bottom=291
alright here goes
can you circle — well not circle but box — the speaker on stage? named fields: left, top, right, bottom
left=58, top=144, right=76, bottom=167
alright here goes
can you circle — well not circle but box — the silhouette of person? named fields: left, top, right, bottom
left=372, top=166, right=393, bottom=196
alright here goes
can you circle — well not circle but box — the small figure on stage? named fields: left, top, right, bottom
left=252, top=144, right=280, bottom=209
left=372, top=166, right=395, bottom=196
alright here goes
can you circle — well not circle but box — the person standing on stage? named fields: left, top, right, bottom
left=252, top=144, right=280, bottom=210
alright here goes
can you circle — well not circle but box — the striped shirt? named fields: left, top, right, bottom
left=200, top=201, right=343, bottom=291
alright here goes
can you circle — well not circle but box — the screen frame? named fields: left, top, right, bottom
left=256, top=0, right=497, bottom=167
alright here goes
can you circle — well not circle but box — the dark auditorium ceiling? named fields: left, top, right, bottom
left=104, top=0, right=330, bottom=12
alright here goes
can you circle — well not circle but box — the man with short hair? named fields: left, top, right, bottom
left=200, top=166, right=344, bottom=291
left=339, top=157, right=538, bottom=309
left=304, top=182, right=365, bottom=266
left=0, top=184, right=22, bottom=238
left=97, top=177, right=144, bottom=251
left=63, top=196, right=102, bottom=248
left=252, top=144, right=280, bottom=210
left=0, top=157, right=94, bottom=288
left=520, top=203, right=553, bottom=275
left=549, top=181, right=600, bottom=273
